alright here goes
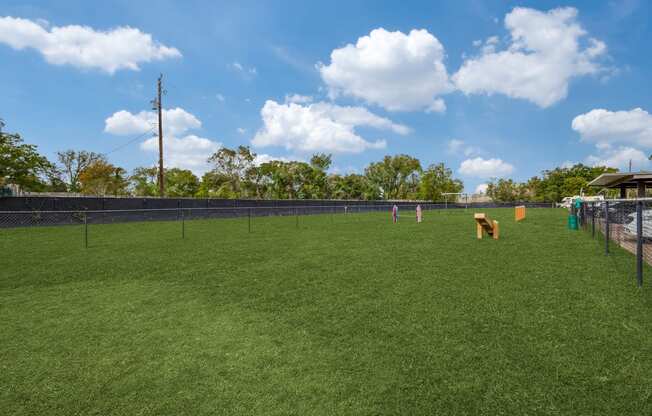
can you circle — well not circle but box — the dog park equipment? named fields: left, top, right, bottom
left=515, top=205, right=526, bottom=222
left=568, top=198, right=580, bottom=230
left=475, top=213, right=499, bottom=240
left=416, top=204, right=422, bottom=223
left=392, top=205, right=398, bottom=223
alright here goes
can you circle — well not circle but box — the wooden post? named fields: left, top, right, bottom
left=476, top=222, right=483, bottom=239
left=492, top=220, right=500, bottom=240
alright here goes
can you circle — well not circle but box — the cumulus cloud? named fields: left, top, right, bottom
left=104, top=108, right=201, bottom=137
left=585, top=146, right=650, bottom=170
left=104, top=108, right=220, bottom=174
left=140, top=134, right=221, bottom=173
left=252, top=100, right=410, bottom=154
left=572, top=108, right=652, bottom=147
left=0, top=16, right=181, bottom=73
left=459, top=157, right=514, bottom=178
left=318, top=28, right=452, bottom=112
left=453, top=7, right=607, bottom=107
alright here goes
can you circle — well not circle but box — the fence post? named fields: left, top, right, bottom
left=637, top=200, right=643, bottom=288
left=591, top=202, right=595, bottom=238
left=181, top=208, right=185, bottom=239
left=604, top=201, right=610, bottom=255
left=248, top=208, right=252, bottom=233
left=83, top=211, right=88, bottom=248
left=295, top=208, right=299, bottom=229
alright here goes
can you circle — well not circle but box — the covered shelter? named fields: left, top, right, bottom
left=588, top=172, right=652, bottom=198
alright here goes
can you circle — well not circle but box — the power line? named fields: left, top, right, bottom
left=103, top=128, right=155, bottom=157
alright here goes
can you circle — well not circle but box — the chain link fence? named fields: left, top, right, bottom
left=1, top=202, right=555, bottom=251
left=580, top=199, right=651, bottom=287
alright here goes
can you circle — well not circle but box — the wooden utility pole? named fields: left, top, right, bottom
left=156, top=74, right=165, bottom=197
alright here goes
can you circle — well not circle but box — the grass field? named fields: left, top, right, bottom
left=1, top=208, right=651, bottom=415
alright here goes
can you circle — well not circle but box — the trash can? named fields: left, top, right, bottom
left=568, top=214, right=578, bottom=230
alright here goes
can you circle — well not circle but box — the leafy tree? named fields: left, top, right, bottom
left=527, top=164, right=617, bottom=202
left=78, top=160, right=128, bottom=196
left=486, top=179, right=524, bottom=202
left=129, top=167, right=159, bottom=196
left=0, top=122, right=54, bottom=191
left=165, top=168, right=200, bottom=197
left=365, top=155, right=422, bottom=199
left=306, top=153, right=332, bottom=198
left=328, top=174, right=379, bottom=200
left=418, top=163, right=463, bottom=201
left=56, top=150, right=103, bottom=192
left=206, top=145, right=256, bottom=197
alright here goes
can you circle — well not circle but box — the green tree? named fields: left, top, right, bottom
left=206, top=145, right=256, bottom=198
left=78, top=160, right=128, bottom=196
left=486, top=178, right=521, bottom=202
left=165, top=168, right=200, bottom=197
left=56, top=150, right=103, bottom=192
left=528, top=164, right=617, bottom=202
left=129, top=167, right=159, bottom=196
left=328, top=174, right=379, bottom=200
left=365, top=154, right=422, bottom=199
left=418, top=163, right=464, bottom=201
left=0, top=122, right=54, bottom=191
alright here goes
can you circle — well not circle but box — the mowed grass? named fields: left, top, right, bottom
left=1, top=208, right=651, bottom=415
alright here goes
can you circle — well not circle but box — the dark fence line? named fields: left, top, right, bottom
left=0, top=196, right=553, bottom=212
left=1, top=200, right=554, bottom=229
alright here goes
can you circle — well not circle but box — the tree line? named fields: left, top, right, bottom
left=1, top=121, right=616, bottom=202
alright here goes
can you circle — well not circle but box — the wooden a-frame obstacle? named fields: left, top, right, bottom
left=475, top=213, right=499, bottom=240
left=515, top=205, right=526, bottom=222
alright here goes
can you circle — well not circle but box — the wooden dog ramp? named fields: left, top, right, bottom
left=474, top=213, right=499, bottom=240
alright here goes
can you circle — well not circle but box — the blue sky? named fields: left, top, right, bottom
left=1, top=0, right=651, bottom=193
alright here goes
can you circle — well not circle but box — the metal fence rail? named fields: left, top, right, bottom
left=0, top=202, right=553, bottom=228
left=580, top=199, right=650, bottom=288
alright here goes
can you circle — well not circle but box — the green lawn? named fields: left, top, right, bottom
left=1, top=208, right=651, bottom=415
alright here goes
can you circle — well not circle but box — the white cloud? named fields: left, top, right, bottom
left=453, top=7, right=607, bottom=107
left=474, top=183, right=489, bottom=194
left=140, top=134, right=221, bottom=173
left=585, top=146, right=650, bottom=170
left=236, top=127, right=246, bottom=135
left=459, top=157, right=514, bottom=178
left=284, top=94, right=313, bottom=104
left=572, top=108, right=652, bottom=147
left=447, top=139, right=481, bottom=157
left=0, top=16, right=181, bottom=73
left=104, top=108, right=201, bottom=137
left=253, top=153, right=294, bottom=166
left=104, top=107, right=220, bottom=174
left=318, top=28, right=452, bottom=112
left=252, top=100, right=410, bottom=154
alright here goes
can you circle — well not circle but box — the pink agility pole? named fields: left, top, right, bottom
left=392, top=205, right=398, bottom=223
left=416, top=204, right=422, bottom=223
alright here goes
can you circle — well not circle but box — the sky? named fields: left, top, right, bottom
left=1, top=0, right=651, bottom=194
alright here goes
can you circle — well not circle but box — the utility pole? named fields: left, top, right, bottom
left=154, top=74, right=165, bottom=197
